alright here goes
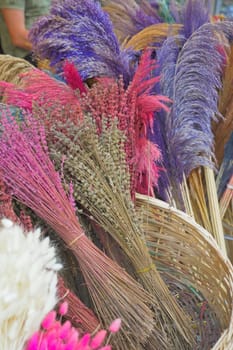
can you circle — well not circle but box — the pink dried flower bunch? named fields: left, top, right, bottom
left=0, top=51, right=168, bottom=197
left=0, top=173, right=20, bottom=223
left=26, top=301, right=121, bottom=350
left=79, top=51, right=169, bottom=196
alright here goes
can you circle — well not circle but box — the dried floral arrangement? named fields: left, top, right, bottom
left=0, top=0, right=232, bottom=349
left=0, top=113, right=161, bottom=350
left=0, top=51, right=195, bottom=347
left=26, top=301, right=121, bottom=350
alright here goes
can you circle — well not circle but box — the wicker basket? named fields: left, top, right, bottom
left=136, top=194, right=233, bottom=350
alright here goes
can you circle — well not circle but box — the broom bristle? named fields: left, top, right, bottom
left=57, top=275, right=100, bottom=333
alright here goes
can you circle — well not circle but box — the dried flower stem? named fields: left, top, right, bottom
left=57, top=276, right=99, bottom=333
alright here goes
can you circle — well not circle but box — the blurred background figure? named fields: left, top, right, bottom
left=0, top=0, right=51, bottom=62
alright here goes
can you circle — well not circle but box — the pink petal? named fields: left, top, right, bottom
left=59, top=301, right=68, bottom=316
left=90, top=330, right=107, bottom=349
left=108, top=319, right=121, bottom=333
left=42, top=311, right=56, bottom=330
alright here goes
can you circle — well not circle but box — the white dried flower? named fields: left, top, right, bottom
left=0, top=219, right=62, bottom=350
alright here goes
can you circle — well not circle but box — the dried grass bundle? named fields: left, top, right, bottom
left=49, top=114, right=194, bottom=348
left=0, top=114, right=156, bottom=350
left=0, top=55, right=34, bottom=86
left=0, top=174, right=20, bottom=223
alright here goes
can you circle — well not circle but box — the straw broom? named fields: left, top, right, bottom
left=0, top=114, right=157, bottom=350
left=49, top=115, right=195, bottom=348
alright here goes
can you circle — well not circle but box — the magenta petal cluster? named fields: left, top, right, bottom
left=26, top=303, right=120, bottom=350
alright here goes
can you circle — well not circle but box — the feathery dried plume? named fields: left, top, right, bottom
left=80, top=51, right=168, bottom=196
left=63, top=61, right=87, bottom=93
left=0, top=51, right=166, bottom=197
left=156, top=0, right=175, bottom=23
left=0, top=54, right=34, bottom=86
left=174, top=0, right=211, bottom=39
left=29, top=0, right=134, bottom=85
left=123, top=23, right=181, bottom=51
left=0, top=113, right=156, bottom=350
left=0, top=70, right=82, bottom=128
left=154, top=21, right=233, bottom=206
left=167, top=22, right=233, bottom=178
left=102, top=0, right=161, bottom=44
left=153, top=0, right=213, bottom=201
left=49, top=114, right=194, bottom=349
left=0, top=218, right=61, bottom=350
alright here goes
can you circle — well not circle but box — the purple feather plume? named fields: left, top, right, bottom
left=29, top=0, right=135, bottom=84
left=151, top=4, right=228, bottom=202
left=180, top=0, right=211, bottom=39
left=166, top=22, right=233, bottom=181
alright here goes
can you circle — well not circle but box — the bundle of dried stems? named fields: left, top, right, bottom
left=49, top=114, right=194, bottom=349
left=57, top=276, right=100, bottom=333
left=0, top=114, right=157, bottom=350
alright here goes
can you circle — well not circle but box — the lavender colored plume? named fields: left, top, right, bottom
left=167, top=21, right=233, bottom=180
left=157, top=0, right=211, bottom=98
left=29, top=0, right=134, bottom=84
left=152, top=6, right=227, bottom=201
left=178, top=0, right=211, bottom=39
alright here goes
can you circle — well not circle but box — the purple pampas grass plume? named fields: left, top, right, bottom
left=102, top=0, right=161, bottom=43
left=167, top=21, right=233, bottom=179
left=29, top=0, right=135, bottom=85
left=180, top=0, right=211, bottom=39
left=153, top=21, right=233, bottom=205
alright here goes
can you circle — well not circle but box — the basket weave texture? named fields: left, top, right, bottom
left=136, top=194, right=233, bottom=350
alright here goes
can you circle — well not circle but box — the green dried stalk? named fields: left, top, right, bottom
left=49, top=114, right=195, bottom=349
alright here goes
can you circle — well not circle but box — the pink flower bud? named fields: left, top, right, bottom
left=108, top=319, right=121, bottom=333
left=90, top=330, right=107, bottom=349
left=26, top=332, right=40, bottom=350
left=60, top=320, right=71, bottom=339
left=77, top=333, right=91, bottom=348
left=59, top=301, right=68, bottom=316
left=42, top=311, right=56, bottom=330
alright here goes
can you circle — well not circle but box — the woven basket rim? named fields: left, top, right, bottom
left=136, top=193, right=233, bottom=350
